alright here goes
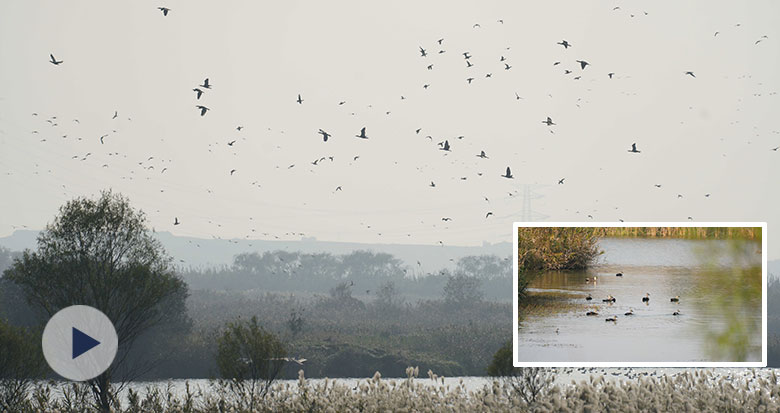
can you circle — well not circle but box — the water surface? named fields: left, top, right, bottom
left=518, top=237, right=762, bottom=363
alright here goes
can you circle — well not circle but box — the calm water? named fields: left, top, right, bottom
left=519, top=237, right=762, bottom=363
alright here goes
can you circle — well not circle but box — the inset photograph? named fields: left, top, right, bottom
left=513, top=223, right=766, bottom=366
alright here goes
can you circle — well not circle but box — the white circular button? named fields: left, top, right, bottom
left=41, top=305, right=118, bottom=381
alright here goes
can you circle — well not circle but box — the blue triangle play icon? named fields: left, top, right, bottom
left=72, top=327, right=101, bottom=359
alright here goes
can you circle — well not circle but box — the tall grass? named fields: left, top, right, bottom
left=6, top=369, right=780, bottom=412
left=595, top=227, right=762, bottom=240
left=517, top=227, right=603, bottom=272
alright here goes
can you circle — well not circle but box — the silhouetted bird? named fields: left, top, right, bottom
left=558, top=178, right=565, bottom=184
left=227, top=140, right=236, bottom=146
left=576, top=60, right=589, bottom=69
left=557, top=40, right=571, bottom=48
left=318, top=129, right=331, bottom=142
left=196, top=105, right=209, bottom=116
left=467, top=77, right=475, bottom=84
left=158, top=7, right=170, bottom=16
left=230, top=169, right=236, bottom=175
left=485, top=212, right=493, bottom=218
left=193, top=88, right=204, bottom=99
left=477, top=150, right=488, bottom=158
left=200, top=78, right=212, bottom=89
left=174, top=217, right=180, bottom=225
left=297, top=94, right=303, bottom=104
left=628, top=143, right=640, bottom=153
left=355, top=127, right=368, bottom=139
left=502, top=167, right=513, bottom=179
left=685, top=71, right=696, bottom=78
left=49, top=54, right=63, bottom=65
left=608, top=72, right=615, bottom=79
left=440, top=140, right=450, bottom=151
left=419, top=46, right=427, bottom=57
left=542, top=117, right=555, bottom=126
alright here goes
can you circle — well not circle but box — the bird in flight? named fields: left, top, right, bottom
left=463, top=52, right=472, bottom=59
left=466, top=77, right=475, bottom=84
left=49, top=54, right=63, bottom=65
left=174, top=217, right=180, bottom=225
left=557, top=40, right=571, bottom=49
left=502, top=167, right=513, bottom=179
left=558, top=178, right=565, bottom=184
left=504, top=63, right=512, bottom=70
left=193, top=88, right=204, bottom=99
left=685, top=71, right=696, bottom=78
left=227, top=140, right=236, bottom=146
left=515, top=92, right=522, bottom=100
left=230, top=169, right=237, bottom=175
left=430, top=181, right=436, bottom=187
left=576, top=60, right=589, bottom=69
left=608, top=72, right=615, bottom=79
left=477, top=150, right=488, bottom=158
left=297, top=94, right=303, bottom=104
left=318, top=129, right=331, bottom=142
left=335, top=186, right=342, bottom=191
left=158, top=7, right=170, bottom=16
left=236, top=126, right=243, bottom=131
left=771, top=146, right=779, bottom=151
left=485, top=212, right=493, bottom=218
left=355, top=127, right=368, bottom=139
left=440, top=140, right=450, bottom=151
left=112, top=111, right=118, bottom=119
left=200, top=78, right=212, bottom=89
left=628, top=143, right=641, bottom=153
left=542, top=117, right=555, bottom=126
left=442, top=217, right=452, bottom=222
left=196, top=105, right=210, bottom=116
left=420, top=46, right=427, bottom=57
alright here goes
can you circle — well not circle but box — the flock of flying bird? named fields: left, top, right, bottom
left=13, top=4, right=777, bottom=250
left=583, top=272, right=683, bottom=324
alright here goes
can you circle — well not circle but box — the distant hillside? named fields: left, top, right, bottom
left=0, top=230, right=511, bottom=271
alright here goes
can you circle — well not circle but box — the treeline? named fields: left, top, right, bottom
left=594, top=226, right=762, bottom=240
left=1, top=245, right=512, bottom=380
left=181, top=251, right=513, bottom=302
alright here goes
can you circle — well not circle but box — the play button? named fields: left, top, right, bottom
left=42, top=305, right=118, bottom=381
left=72, top=327, right=101, bottom=359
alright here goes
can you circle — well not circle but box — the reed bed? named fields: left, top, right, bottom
left=6, top=369, right=780, bottom=412
left=594, top=227, right=762, bottom=240
left=517, top=228, right=602, bottom=272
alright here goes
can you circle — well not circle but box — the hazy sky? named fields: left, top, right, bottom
left=1, top=1, right=778, bottom=258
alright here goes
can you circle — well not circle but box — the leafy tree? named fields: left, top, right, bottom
left=3, top=190, right=189, bottom=412
left=0, top=319, right=46, bottom=411
left=216, top=316, right=286, bottom=409
left=455, top=255, right=511, bottom=280
left=442, top=274, right=483, bottom=307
